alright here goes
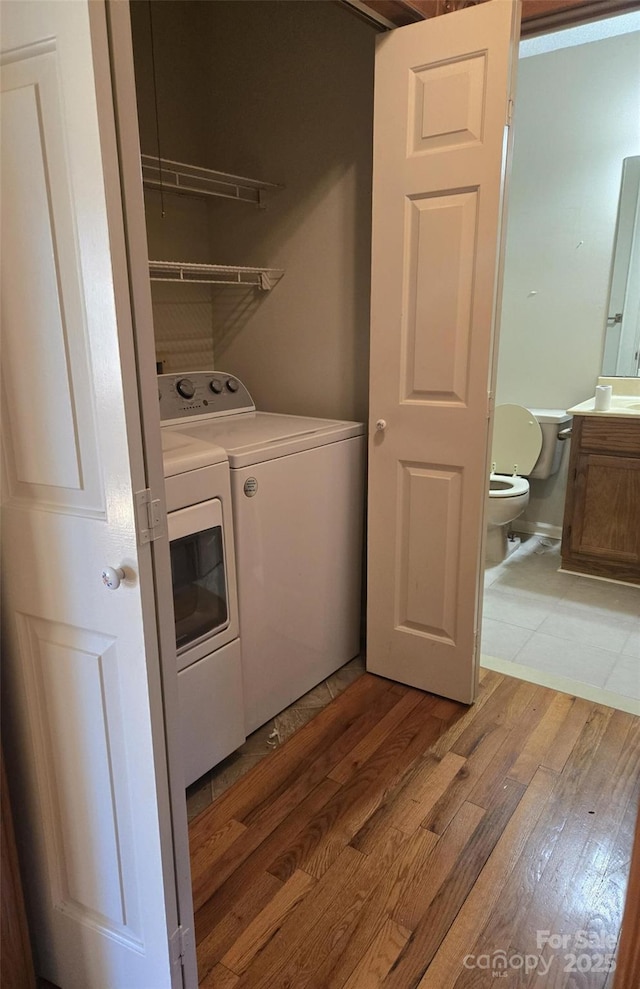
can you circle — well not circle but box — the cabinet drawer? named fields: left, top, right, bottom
left=579, top=416, right=640, bottom=456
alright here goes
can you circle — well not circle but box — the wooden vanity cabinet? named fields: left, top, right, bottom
left=561, top=415, right=640, bottom=585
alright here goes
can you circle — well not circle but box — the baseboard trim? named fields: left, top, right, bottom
left=512, top=520, right=563, bottom=540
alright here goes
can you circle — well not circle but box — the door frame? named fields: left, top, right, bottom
left=100, top=1, right=197, bottom=983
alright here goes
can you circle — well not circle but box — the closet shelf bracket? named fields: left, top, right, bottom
left=141, top=155, right=281, bottom=207
left=148, top=260, right=284, bottom=291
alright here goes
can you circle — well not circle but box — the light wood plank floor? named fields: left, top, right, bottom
left=190, top=669, right=640, bottom=988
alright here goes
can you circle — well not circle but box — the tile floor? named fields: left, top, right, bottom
left=186, top=654, right=366, bottom=820
left=482, top=534, right=640, bottom=709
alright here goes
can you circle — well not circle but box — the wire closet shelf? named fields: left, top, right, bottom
left=141, top=155, right=281, bottom=207
left=148, top=260, right=284, bottom=291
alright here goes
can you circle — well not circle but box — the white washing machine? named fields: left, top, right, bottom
left=160, top=426, right=245, bottom=786
left=159, top=371, right=365, bottom=735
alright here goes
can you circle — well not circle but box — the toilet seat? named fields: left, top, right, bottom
left=489, top=473, right=529, bottom=498
left=491, top=404, right=542, bottom=477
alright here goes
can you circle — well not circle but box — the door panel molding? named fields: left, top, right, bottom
left=396, top=461, right=462, bottom=641
left=1, top=44, right=104, bottom=518
left=409, top=53, right=487, bottom=154
left=15, top=614, right=142, bottom=945
left=402, top=190, right=478, bottom=405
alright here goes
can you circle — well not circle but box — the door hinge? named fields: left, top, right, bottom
left=487, top=392, right=495, bottom=420
left=473, top=627, right=480, bottom=661
left=135, top=488, right=164, bottom=544
left=506, top=98, right=514, bottom=127
left=169, top=924, right=192, bottom=968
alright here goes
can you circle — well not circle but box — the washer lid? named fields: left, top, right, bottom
left=169, top=411, right=365, bottom=468
left=492, top=404, right=542, bottom=475
left=161, top=429, right=228, bottom=477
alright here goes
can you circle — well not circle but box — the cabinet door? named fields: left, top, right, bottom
left=570, top=453, right=640, bottom=566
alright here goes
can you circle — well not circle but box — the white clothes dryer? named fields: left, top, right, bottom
left=159, top=371, right=365, bottom=735
left=160, top=426, right=245, bottom=786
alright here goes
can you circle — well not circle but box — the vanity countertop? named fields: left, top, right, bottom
left=568, top=396, right=640, bottom=417
left=567, top=377, right=640, bottom=417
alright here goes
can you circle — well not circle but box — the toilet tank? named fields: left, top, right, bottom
left=526, top=408, right=572, bottom=479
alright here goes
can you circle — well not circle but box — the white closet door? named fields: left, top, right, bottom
left=1, top=2, right=182, bottom=985
left=367, top=0, right=520, bottom=702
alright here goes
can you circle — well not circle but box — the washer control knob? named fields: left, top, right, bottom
left=176, top=378, right=195, bottom=399
left=101, top=567, right=125, bottom=590
left=226, top=377, right=239, bottom=393
left=209, top=378, right=223, bottom=394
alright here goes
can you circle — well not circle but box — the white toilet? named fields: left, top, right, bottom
left=486, top=404, right=571, bottom=564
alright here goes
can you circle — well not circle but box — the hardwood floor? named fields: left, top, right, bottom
left=189, top=670, right=640, bottom=988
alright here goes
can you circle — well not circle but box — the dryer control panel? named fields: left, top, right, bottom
left=158, top=371, right=255, bottom=424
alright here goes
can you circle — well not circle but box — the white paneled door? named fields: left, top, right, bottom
left=1, top=2, right=182, bottom=987
left=367, top=0, right=521, bottom=702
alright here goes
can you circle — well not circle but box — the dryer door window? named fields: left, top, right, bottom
left=167, top=499, right=229, bottom=654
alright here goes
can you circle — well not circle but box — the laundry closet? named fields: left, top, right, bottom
left=127, top=0, right=380, bottom=786
left=130, top=0, right=521, bottom=715
left=129, top=0, right=377, bottom=425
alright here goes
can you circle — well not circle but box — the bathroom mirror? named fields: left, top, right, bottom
left=601, top=155, right=640, bottom=376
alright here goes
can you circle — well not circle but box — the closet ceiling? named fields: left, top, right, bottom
left=357, top=0, right=640, bottom=34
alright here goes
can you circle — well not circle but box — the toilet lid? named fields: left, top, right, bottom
left=491, top=404, right=542, bottom=475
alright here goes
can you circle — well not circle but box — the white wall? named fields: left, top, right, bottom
left=203, top=1, right=376, bottom=422
left=496, top=30, right=640, bottom=528
left=131, top=0, right=376, bottom=422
